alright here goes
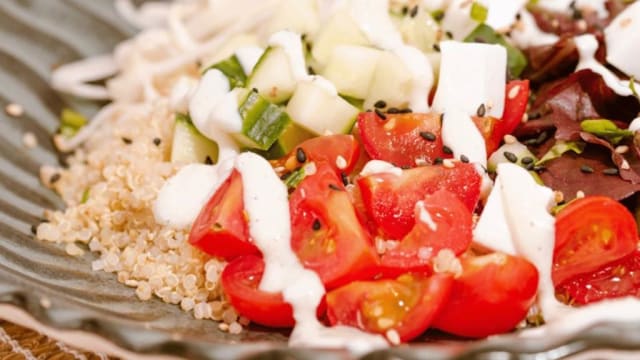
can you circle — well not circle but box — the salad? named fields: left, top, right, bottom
left=38, top=0, right=640, bottom=352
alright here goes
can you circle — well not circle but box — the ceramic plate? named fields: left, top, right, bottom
left=1, top=1, right=640, bottom=358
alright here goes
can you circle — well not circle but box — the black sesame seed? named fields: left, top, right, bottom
left=205, top=156, right=214, bottom=165
left=460, top=154, right=470, bottom=163
left=580, top=165, right=594, bottom=174
left=603, top=168, right=619, bottom=176
left=30, top=224, right=37, bottom=235
left=153, top=138, right=162, bottom=146
left=503, top=151, right=518, bottom=163
left=433, top=43, right=441, bottom=52
left=476, top=103, right=487, bottom=117
left=445, top=31, right=453, bottom=39
left=122, top=137, right=132, bottom=145
left=49, top=173, right=61, bottom=184
left=308, top=66, right=316, bottom=75
left=399, top=108, right=413, bottom=114
left=402, top=6, right=409, bottom=15
left=420, top=131, right=437, bottom=141
left=328, top=183, right=343, bottom=191
left=439, top=113, right=444, bottom=123
left=312, top=219, right=321, bottom=231
left=387, top=107, right=401, bottom=114
left=375, top=108, right=387, bottom=120
left=341, top=172, right=349, bottom=186
left=434, top=157, right=444, bottom=165
left=525, top=163, right=535, bottom=171
left=374, top=100, right=387, bottom=109
left=251, top=88, right=259, bottom=93
left=521, top=156, right=534, bottom=165
left=533, top=165, right=546, bottom=172
left=515, top=13, right=521, bottom=20
left=280, top=172, right=290, bottom=180
left=443, top=146, right=453, bottom=155
left=410, top=5, right=419, bottom=18
left=296, top=148, right=307, bottom=163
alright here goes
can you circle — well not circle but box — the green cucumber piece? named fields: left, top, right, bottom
left=391, top=11, right=440, bottom=53
left=286, top=80, right=359, bottom=135
left=364, top=51, right=413, bottom=110
left=203, top=54, right=247, bottom=88
left=311, top=10, right=370, bottom=68
left=487, top=141, right=537, bottom=173
left=247, top=47, right=297, bottom=104
left=322, top=45, right=382, bottom=99
left=264, top=122, right=315, bottom=159
left=233, top=89, right=293, bottom=151
left=171, top=113, right=219, bottom=164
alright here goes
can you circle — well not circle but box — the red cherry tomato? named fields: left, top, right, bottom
left=326, top=273, right=454, bottom=342
left=356, top=112, right=448, bottom=168
left=432, top=253, right=539, bottom=338
left=356, top=163, right=481, bottom=240
left=189, top=170, right=259, bottom=260
left=272, top=134, right=361, bottom=174
left=290, top=162, right=379, bottom=289
left=557, top=250, right=640, bottom=305
left=486, top=80, right=530, bottom=153
left=553, top=196, right=638, bottom=287
left=379, top=190, right=473, bottom=278
left=221, top=255, right=294, bottom=328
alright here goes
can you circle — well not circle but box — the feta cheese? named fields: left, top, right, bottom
left=441, top=108, right=487, bottom=167
left=481, top=0, right=527, bottom=31
left=432, top=41, right=507, bottom=118
left=605, top=1, right=640, bottom=80
left=473, top=176, right=517, bottom=254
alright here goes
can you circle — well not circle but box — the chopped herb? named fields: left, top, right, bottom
left=443, top=146, right=453, bottom=155
left=312, top=219, right=321, bottom=231
left=284, top=167, right=306, bottom=189
left=476, top=103, right=487, bottom=117
left=402, top=6, right=409, bottom=15
left=374, top=100, right=387, bottom=109
left=375, top=108, right=387, bottom=120
left=503, top=151, right=518, bottom=163
left=630, top=77, right=639, bottom=98
left=153, top=137, right=162, bottom=146
left=203, top=54, right=246, bottom=88
left=296, top=148, right=307, bottom=163
left=81, top=188, right=90, bottom=204
left=470, top=2, right=488, bottom=23
left=580, top=119, right=633, bottom=145
left=419, top=131, right=437, bottom=141
left=536, top=141, right=585, bottom=165
left=580, top=164, right=594, bottom=173
left=59, top=108, right=88, bottom=138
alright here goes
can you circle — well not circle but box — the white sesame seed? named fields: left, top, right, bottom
left=218, top=323, right=230, bottom=331
left=303, top=161, right=317, bottom=176
left=40, top=297, right=52, bottom=309
left=228, top=322, right=243, bottom=334
left=503, top=134, right=517, bottom=144
left=335, top=155, right=347, bottom=170
left=615, top=145, right=629, bottom=154
left=5, top=103, right=24, bottom=117
left=386, top=329, right=401, bottom=346
left=442, top=159, right=456, bottom=168
left=576, top=190, right=586, bottom=199
left=508, top=85, right=521, bottom=100
left=521, top=113, right=529, bottom=123
left=22, top=132, right=38, bottom=149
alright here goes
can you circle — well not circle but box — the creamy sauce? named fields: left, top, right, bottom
left=510, top=10, right=559, bottom=48
left=168, top=76, right=196, bottom=113
left=481, top=0, right=527, bottom=31
left=268, top=30, right=309, bottom=82
left=349, top=0, right=432, bottom=112
left=234, top=152, right=388, bottom=353
left=574, top=34, right=639, bottom=97
left=604, top=1, right=640, bottom=80
left=497, top=163, right=569, bottom=321
left=153, top=162, right=233, bottom=229
left=473, top=175, right=517, bottom=255
left=360, top=160, right=403, bottom=177
left=536, top=0, right=608, bottom=18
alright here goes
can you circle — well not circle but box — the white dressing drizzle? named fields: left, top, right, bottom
left=441, top=109, right=487, bottom=167
left=497, top=163, right=569, bottom=321
left=510, top=10, right=559, bottom=49
left=268, top=30, right=309, bottom=81
left=234, top=152, right=388, bottom=353
left=349, top=0, right=433, bottom=112
left=153, top=161, right=234, bottom=229
left=168, top=76, right=197, bottom=113
left=574, top=34, right=639, bottom=97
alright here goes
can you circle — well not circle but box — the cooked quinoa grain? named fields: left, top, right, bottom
left=37, top=100, right=242, bottom=327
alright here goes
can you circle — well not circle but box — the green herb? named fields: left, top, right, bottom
left=81, top=188, right=90, bottom=204
left=283, top=167, right=306, bottom=189
left=630, top=77, right=639, bottom=98
left=59, top=108, right=88, bottom=138
left=470, top=2, right=488, bottom=23
left=431, top=9, right=445, bottom=22
left=340, top=95, right=364, bottom=109
left=580, top=119, right=634, bottom=145
left=464, top=24, right=528, bottom=78
left=536, top=141, right=586, bottom=165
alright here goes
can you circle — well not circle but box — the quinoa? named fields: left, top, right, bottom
left=36, top=100, right=243, bottom=330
